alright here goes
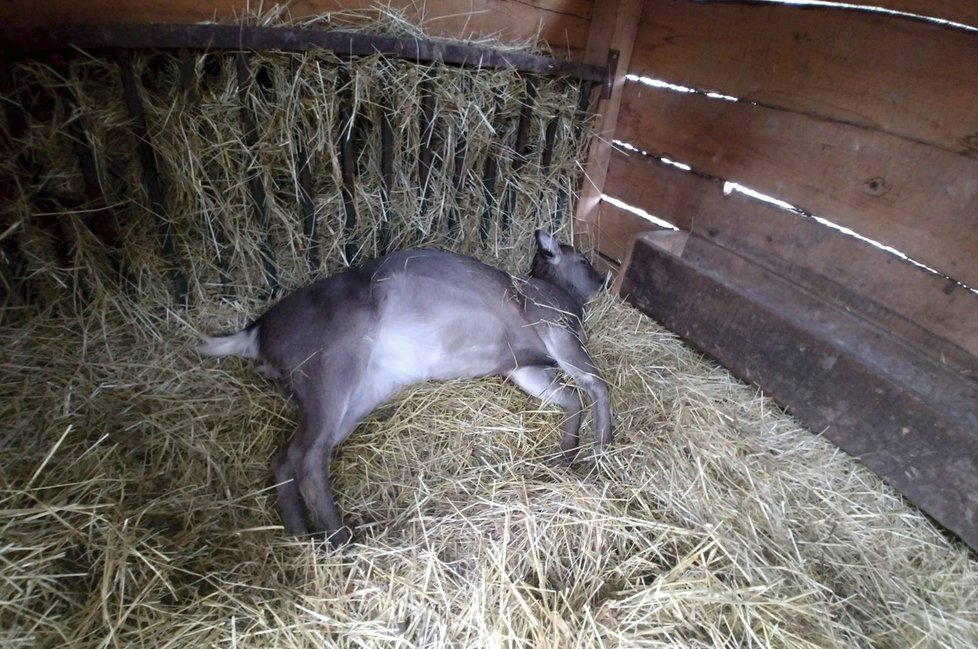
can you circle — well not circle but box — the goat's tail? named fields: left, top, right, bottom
left=197, top=326, right=260, bottom=359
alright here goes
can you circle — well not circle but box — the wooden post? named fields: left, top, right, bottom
left=573, top=0, right=643, bottom=250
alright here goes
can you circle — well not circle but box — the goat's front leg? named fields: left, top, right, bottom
left=507, top=365, right=584, bottom=464
left=542, top=328, right=612, bottom=451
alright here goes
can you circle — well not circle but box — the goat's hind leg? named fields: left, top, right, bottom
left=294, top=362, right=401, bottom=548
left=272, top=439, right=309, bottom=536
left=508, top=365, right=584, bottom=464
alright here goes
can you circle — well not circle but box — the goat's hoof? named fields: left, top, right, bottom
left=326, top=526, right=352, bottom=549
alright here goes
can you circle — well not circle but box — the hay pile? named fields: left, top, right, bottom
left=2, top=9, right=978, bottom=649
left=3, top=292, right=978, bottom=648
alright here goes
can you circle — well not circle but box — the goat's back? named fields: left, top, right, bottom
left=254, top=249, right=575, bottom=390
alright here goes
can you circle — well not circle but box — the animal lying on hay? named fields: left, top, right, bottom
left=199, top=230, right=612, bottom=546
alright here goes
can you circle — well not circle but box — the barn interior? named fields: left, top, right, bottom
left=1, top=1, right=977, bottom=647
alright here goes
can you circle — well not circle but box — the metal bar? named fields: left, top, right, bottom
left=116, top=50, right=188, bottom=304
left=556, top=81, right=594, bottom=228
left=379, top=94, right=394, bottom=255
left=0, top=57, right=33, bottom=305
left=53, top=65, right=130, bottom=290
left=417, top=75, right=436, bottom=236
left=502, top=78, right=537, bottom=234
left=447, top=126, right=468, bottom=240
left=235, top=51, right=279, bottom=295
left=337, top=67, right=359, bottom=265
left=0, top=24, right=606, bottom=83
left=295, top=144, right=318, bottom=274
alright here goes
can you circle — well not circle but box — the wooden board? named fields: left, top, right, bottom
left=572, top=0, right=643, bottom=246
left=590, top=200, right=666, bottom=264
left=825, top=0, right=978, bottom=28
left=601, top=148, right=978, bottom=363
left=630, top=0, right=978, bottom=156
left=619, top=231, right=978, bottom=552
left=614, top=81, right=978, bottom=288
left=0, top=1, right=594, bottom=58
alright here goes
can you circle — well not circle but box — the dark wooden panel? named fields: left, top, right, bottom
left=602, top=148, right=978, bottom=361
left=615, top=82, right=978, bottom=288
left=0, top=0, right=594, bottom=57
left=631, top=1, right=978, bottom=156
left=619, top=231, right=978, bottom=552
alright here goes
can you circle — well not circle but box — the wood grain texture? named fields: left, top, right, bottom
left=601, top=148, right=978, bottom=362
left=629, top=0, right=978, bottom=156
left=813, top=0, right=978, bottom=28
left=0, top=1, right=593, bottom=56
left=615, top=81, right=978, bottom=288
left=619, top=231, right=978, bottom=552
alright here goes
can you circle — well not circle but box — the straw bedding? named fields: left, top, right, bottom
left=2, top=10, right=978, bottom=649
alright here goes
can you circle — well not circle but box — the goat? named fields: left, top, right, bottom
left=198, top=230, right=611, bottom=546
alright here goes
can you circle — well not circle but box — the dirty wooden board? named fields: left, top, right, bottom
left=618, top=231, right=978, bottom=552
left=630, top=0, right=978, bottom=156
left=614, top=81, right=978, bottom=288
left=601, top=147, right=978, bottom=362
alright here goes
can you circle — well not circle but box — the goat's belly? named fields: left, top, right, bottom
left=369, top=320, right=514, bottom=385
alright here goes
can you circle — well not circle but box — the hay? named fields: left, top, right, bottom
left=3, top=292, right=977, bottom=648
left=2, top=7, right=978, bottom=649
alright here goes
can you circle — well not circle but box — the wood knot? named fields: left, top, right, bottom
left=961, top=132, right=978, bottom=158
left=863, top=177, right=888, bottom=196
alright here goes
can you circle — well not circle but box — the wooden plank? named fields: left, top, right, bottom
left=792, top=1, right=978, bottom=29
left=573, top=0, right=643, bottom=247
left=629, top=1, right=978, bottom=156
left=591, top=201, right=666, bottom=265
left=691, top=1, right=978, bottom=31
left=0, top=0, right=594, bottom=57
left=618, top=231, right=978, bottom=552
left=615, top=82, right=978, bottom=288
left=602, top=148, right=978, bottom=365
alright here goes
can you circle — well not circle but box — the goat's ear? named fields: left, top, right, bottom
left=535, top=229, right=562, bottom=260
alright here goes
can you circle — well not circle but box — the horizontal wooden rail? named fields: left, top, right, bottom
left=0, top=23, right=607, bottom=82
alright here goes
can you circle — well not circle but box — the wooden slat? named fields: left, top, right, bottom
left=619, top=231, right=978, bottom=552
left=630, top=1, right=978, bottom=156
left=0, top=0, right=594, bottom=57
left=573, top=0, right=643, bottom=247
left=615, top=82, right=978, bottom=288
left=801, top=1, right=978, bottom=29
left=591, top=201, right=666, bottom=265
left=601, top=148, right=978, bottom=363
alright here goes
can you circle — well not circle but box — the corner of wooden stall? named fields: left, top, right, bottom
left=590, top=0, right=978, bottom=550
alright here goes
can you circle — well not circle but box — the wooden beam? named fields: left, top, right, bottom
left=614, top=81, right=978, bottom=288
left=618, top=231, right=978, bottom=552
left=0, top=0, right=594, bottom=58
left=601, top=148, right=978, bottom=363
left=0, top=23, right=605, bottom=83
left=573, top=0, right=643, bottom=248
left=629, top=0, right=978, bottom=156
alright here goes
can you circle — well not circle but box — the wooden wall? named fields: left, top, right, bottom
left=598, top=1, right=978, bottom=549
left=0, top=0, right=594, bottom=59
